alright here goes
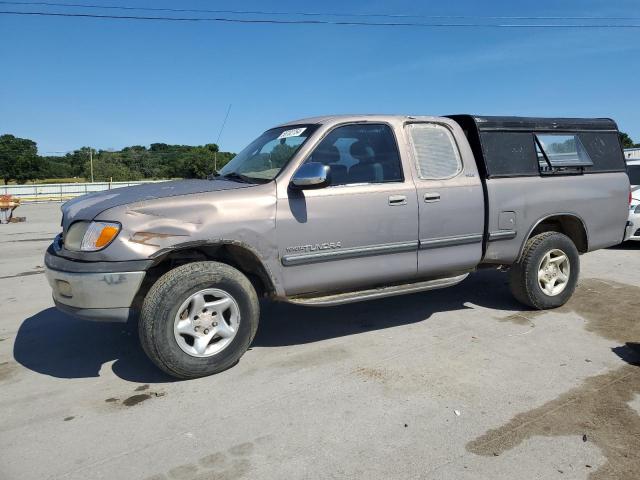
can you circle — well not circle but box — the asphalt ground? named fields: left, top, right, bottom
left=1, top=203, right=639, bottom=480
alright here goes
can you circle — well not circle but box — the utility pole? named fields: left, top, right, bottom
left=89, top=148, right=94, bottom=183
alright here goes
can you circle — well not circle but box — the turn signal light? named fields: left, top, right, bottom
left=81, top=221, right=121, bottom=251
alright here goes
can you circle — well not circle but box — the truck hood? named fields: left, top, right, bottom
left=61, top=179, right=252, bottom=230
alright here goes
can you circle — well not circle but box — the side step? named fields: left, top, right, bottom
left=285, top=273, right=469, bottom=307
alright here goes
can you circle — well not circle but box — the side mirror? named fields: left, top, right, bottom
left=290, top=162, right=331, bottom=190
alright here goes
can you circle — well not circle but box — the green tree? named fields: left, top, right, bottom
left=214, top=151, right=235, bottom=171
left=0, top=134, right=40, bottom=184
left=55, top=147, right=92, bottom=177
left=88, top=157, right=135, bottom=181
left=178, top=148, right=216, bottom=178
left=620, top=132, right=639, bottom=149
left=0, top=133, right=235, bottom=182
left=39, top=158, right=73, bottom=179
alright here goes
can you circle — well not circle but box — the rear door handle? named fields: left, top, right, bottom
left=388, top=195, right=407, bottom=206
left=424, top=192, right=441, bottom=203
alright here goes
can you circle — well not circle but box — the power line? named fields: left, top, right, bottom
left=2, top=10, right=640, bottom=28
left=1, top=0, right=639, bottom=21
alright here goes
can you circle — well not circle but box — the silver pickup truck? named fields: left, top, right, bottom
left=45, top=115, right=631, bottom=378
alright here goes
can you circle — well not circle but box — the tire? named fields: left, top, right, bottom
left=508, top=232, right=579, bottom=310
left=139, top=261, right=259, bottom=379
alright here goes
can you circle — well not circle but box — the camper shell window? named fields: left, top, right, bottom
left=535, top=134, right=593, bottom=174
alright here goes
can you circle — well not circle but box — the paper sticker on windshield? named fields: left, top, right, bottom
left=278, top=127, right=306, bottom=139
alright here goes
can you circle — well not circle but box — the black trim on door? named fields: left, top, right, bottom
left=281, top=240, right=418, bottom=266
left=419, top=233, right=483, bottom=249
left=488, top=230, right=517, bottom=241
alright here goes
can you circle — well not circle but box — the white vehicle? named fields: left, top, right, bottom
left=626, top=159, right=640, bottom=241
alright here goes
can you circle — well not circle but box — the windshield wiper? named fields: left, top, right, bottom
left=219, top=172, right=255, bottom=184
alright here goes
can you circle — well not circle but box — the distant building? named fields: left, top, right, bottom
left=625, top=148, right=640, bottom=160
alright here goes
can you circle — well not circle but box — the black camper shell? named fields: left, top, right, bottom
left=447, top=115, right=626, bottom=178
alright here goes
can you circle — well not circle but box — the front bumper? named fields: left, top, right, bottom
left=45, top=249, right=147, bottom=322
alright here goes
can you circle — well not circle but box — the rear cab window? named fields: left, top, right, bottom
left=406, top=123, right=462, bottom=180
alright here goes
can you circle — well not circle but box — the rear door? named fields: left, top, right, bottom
left=405, top=122, right=485, bottom=277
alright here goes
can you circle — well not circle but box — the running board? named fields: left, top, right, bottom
left=285, top=274, right=469, bottom=307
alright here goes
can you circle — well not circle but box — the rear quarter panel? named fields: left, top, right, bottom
left=482, top=172, right=630, bottom=263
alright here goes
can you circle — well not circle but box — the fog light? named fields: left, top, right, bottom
left=56, top=280, right=72, bottom=298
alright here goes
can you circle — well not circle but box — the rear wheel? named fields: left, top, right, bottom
left=509, top=232, right=579, bottom=309
left=139, top=261, right=259, bottom=379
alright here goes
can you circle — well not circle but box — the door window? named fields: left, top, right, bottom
left=306, top=124, right=403, bottom=186
left=407, top=123, right=462, bottom=180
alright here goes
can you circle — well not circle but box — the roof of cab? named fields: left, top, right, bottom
left=277, top=114, right=443, bottom=127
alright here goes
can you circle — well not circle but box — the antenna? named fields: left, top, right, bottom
left=214, top=104, right=232, bottom=172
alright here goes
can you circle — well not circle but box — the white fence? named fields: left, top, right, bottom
left=1, top=180, right=170, bottom=203
left=625, top=148, right=640, bottom=160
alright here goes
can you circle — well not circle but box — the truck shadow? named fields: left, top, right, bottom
left=253, top=269, right=517, bottom=347
left=12, top=309, right=174, bottom=383
left=13, top=270, right=520, bottom=382
left=608, top=240, right=640, bottom=250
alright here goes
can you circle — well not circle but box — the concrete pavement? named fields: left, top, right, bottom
left=1, top=203, right=639, bottom=480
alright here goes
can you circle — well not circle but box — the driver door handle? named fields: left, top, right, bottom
left=424, top=192, right=441, bottom=203
left=388, top=195, right=407, bottom=206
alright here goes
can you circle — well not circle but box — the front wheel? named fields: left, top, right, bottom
left=509, top=232, right=580, bottom=310
left=139, top=261, right=259, bottom=379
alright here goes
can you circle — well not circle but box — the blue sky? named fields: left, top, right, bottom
left=1, top=0, right=639, bottom=154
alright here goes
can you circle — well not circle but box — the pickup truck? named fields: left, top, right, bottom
left=45, top=115, right=631, bottom=379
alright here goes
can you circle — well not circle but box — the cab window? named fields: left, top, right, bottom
left=306, top=124, right=403, bottom=186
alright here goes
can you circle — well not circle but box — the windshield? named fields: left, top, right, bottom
left=628, top=165, right=640, bottom=186
left=219, top=124, right=318, bottom=182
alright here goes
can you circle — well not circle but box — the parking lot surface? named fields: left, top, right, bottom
left=1, top=203, right=639, bottom=480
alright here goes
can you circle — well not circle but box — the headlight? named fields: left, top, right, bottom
left=65, top=221, right=121, bottom=251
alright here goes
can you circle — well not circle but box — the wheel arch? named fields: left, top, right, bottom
left=132, top=241, right=277, bottom=311
left=518, top=213, right=589, bottom=261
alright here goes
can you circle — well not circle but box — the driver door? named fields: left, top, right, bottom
left=275, top=123, right=419, bottom=296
